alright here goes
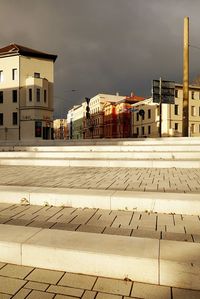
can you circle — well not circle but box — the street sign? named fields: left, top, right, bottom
left=152, top=79, right=175, bottom=104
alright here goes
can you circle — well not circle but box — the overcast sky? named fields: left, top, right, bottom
left=0, top=0, right=200, bottom=118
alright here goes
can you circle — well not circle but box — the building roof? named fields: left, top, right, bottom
left=0, top=43, right=57, bottom=61
left=117, top=95, right=145, bottom=104
left=175, top=83, right=200, bottom=90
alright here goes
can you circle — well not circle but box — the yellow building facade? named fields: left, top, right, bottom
left=132, top=84, right=200, bottom=137
left=0, top=44, right=57, bottom=141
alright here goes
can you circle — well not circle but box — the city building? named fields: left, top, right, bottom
left=67, top=104, right=83, bottom=139
left=103, top=95, right=144, bottom=138
left=53, top=119, right=67, bottom=139
left=83, top=93, right=125, bottom=139
left=0, top=43, right=57, bottom=140
left=132, top=84, right=200, bottom=137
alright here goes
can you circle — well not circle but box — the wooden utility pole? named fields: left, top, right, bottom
left=182, top=16, right=189, bottom=137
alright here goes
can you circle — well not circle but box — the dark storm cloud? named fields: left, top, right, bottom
left=0, top=0, right=200, bottom=117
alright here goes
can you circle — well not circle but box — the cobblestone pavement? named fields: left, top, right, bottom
left=1, top=203, right=200, bottom=243
left=0, top=166, right=200, bottom=193
left=0, top=263, right=200, bottom=298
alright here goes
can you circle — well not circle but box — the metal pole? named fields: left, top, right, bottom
left=159, top=77, right=162, bottom=138
left=182, top=16, right=189, bottom=137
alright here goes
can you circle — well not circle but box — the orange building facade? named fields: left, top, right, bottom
left=103, top=96, right=144, bottom=138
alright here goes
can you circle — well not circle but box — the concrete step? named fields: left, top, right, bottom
left=1, top=136, right=200, bottom=147
left=0, top=156, right=199, bottom=168
left=1, top=150, right=200, bottom=159
left=5, top=144, right=200, bottom=152
left=0, top=223, right=200, bottom=290
left=0, top=185, right=199, bottom=215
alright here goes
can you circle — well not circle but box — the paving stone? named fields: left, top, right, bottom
left=28, top=221, right=55, bottom=229
left=93, top=277, right=132, bottom=296
left=26, top=268, right=64, bottom=284
left=47, top=285, right=84, bottom=297
left=24, top=281, right=49, bottom=291
left=0, top=294, right=12, bottom=299
left=0, top=262, right=6, bottom=269
left=26, top=290, right=55, bottom=299
left=58, top=273, right=96, bottom=290
left=82, top=290, right=97, bottom=299
left=96, top=293, right=122, bottom=299
left=77, top=224, right=105, bottom=233
left=0, top=264, right=33, bottom=279
left=5, top=219, right=32, bottom=226
left=162, top=232, right=193, bottom=242
left=0, top=276, right=26, bottom=295
left=103, top=227, right=132, bottom=236
left=12, top=288, right=32, bottom=299
left=131, top=229, right=160, bottom=239
left=51, top=223, right=80, bottom=231
left=131, top=282, right=171, bottom=299
left=173, top=287, right=200, bottom=298
left=192, top=234, right=200, bottom=243
left=54, top=295, right=79, bottom=299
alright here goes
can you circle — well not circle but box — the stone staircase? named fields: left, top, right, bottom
left=0, top=137, right=200, bottom=291
left=0, top=137, right=200, bottom=167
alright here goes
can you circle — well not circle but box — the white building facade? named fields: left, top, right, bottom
left=0, top=43, right=57, bottom=141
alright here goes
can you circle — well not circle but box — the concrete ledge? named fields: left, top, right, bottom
left=22, top=228, right=159, bottom=284
left=0, top=185, right=200, bottom=215
left=0, top=224, right=200, bottom=289
left=0, top=157, right=200, bottom=168
left=160, top=240, right=200, bottom=290
left=0, top=224, right=158, bottom=284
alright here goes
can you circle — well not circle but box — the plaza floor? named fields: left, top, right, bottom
left=1, top=262, right=200, bottom=299
left=0, top=165, right=200, bottom=193
left=1, top=165, right=200, bottom=297
left=0, top=202, right=200, bottom=243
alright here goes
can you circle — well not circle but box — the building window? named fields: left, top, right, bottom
left=199, top=107, right=200, bottom=116
left=0, top=91, right=3, bottom=103
left=175, top=89, right=178, bottom=98
left=0, top=70, right=3, bottom=83
left=199, top=124, right=200, bottom=133
left=174, top=104, right=179, bottom=115
left=34, top=72, right=40, bottom=78
left=0, top=113, right=3, bottom=125
left=175, top=123, right=178, bottom=131
left=29, top=89, right=32, bottom=102
left=35, top=121, right=42, bottom=137
left=148, top=109, right=151, bottom=119
left=36, top=89, right=40, bottom=102
left=12, top=112, right=18, bottom=125
left=136, top=112, right=139, bottom=121
left=142, top=126, right=145, bottom=135
left=191, top=124, right=195, bottom=133
left=12, top=90, right=17, bottom=103
left=148, top=125, right=151, bottom=134
left=191, top=106, right=196, bottom=116
left=12, top=68, right=17, bottom=80
left=191, top=91, right=195, bottom=99
left=136, top=127, right=139, bottom=136
left=44, top=90, right=47, bottom=103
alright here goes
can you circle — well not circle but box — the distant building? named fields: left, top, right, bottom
left=53, top=119, right=67, bottom=139
left=83, top=93, right=125, bottom=139
left=0, top=43, right=57, bottom=140
left=67, top=104, right=83, bottom=139
left=103, top=95, right=144, bottom=138
left=131, top=84, right=200, bottom=137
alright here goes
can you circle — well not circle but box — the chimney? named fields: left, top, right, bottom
left=131, top=91, right=134, bottom=97
left=116, top=92, right=119, bottom=96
